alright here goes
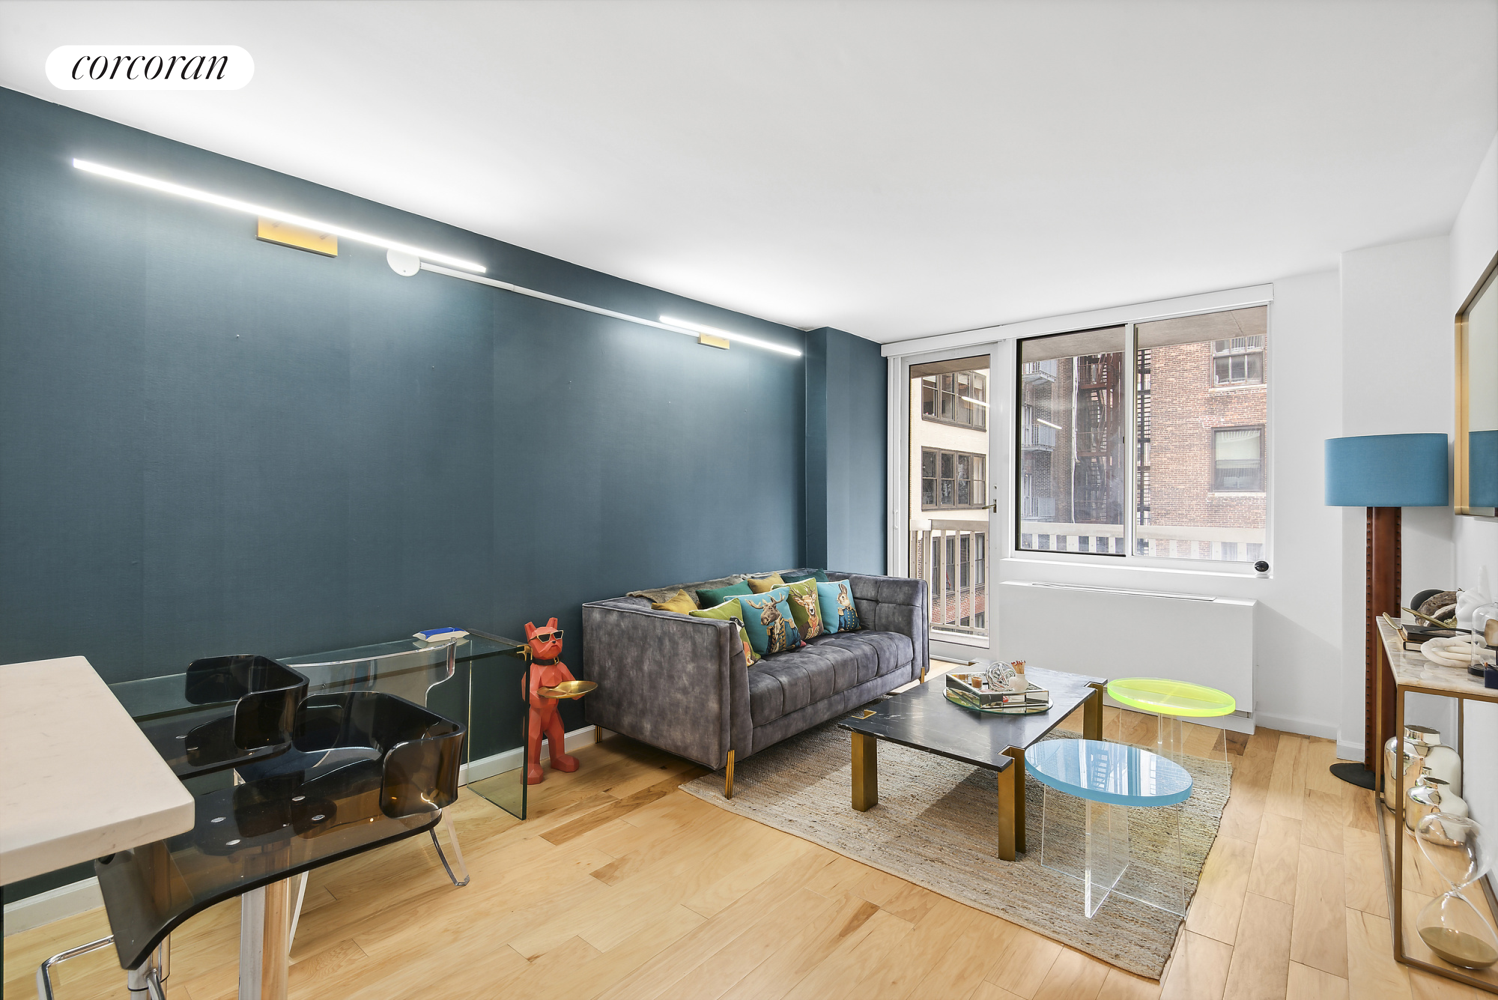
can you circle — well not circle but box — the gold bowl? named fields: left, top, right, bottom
left=539, top=680, right=598, bottom=699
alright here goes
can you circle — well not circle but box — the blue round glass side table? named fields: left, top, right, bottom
left=1027, top=738, right=1193, bottom=918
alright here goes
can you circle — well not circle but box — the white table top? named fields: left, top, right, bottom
left=0, top=656, right=195, bottom=884
left=1378, top=619, right=1498, bottom=702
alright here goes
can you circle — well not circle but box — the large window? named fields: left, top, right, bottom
left=922, top=372, right=988, bottom=430
left=1017, top=306, right=1268, bottom=564
left=922, top=448, right=987, bottom=509
left=1017, top=327, right=1127, bottom=554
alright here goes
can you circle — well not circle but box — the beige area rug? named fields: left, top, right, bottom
left=679, top=717, right=1231, bottom=979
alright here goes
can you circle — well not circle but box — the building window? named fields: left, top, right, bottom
left=1016, top=305, right=1268, bottom=564
left=922, top=372, right=988, bottom=429
left=922, top=448, right=987, bottom=510
left=1213, top=427, right=1264, bottom=491
left=1211, top=335, right=1265, bottom=386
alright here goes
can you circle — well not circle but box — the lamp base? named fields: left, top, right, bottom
left=1330, top=762, right=1377, bottom=790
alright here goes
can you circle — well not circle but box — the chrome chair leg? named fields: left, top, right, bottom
left=430, top=809, right=470, bottom=887
left=37, top=936, right=114, bottom=1000
left=126, top=936, right=168, bottom=999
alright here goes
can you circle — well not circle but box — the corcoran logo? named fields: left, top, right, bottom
left=46, top=46, right=254, bottom=90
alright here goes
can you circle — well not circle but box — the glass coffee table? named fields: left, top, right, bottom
left=838, top=666, right=1106, bottom=861
left=1027, top=738, right=1193, bottom=917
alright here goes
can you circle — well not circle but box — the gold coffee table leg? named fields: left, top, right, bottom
left=998, top=760, right=1018, bottom=861
left=1084, top=682, right=1104, bottom=740
left=1003, top=746, right=1026, bottom=854
left=851, top=732, right=878, bottom=811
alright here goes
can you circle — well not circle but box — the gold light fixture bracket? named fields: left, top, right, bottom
left=697, top=332, right=730, bottom=350
left=257, top=217, right=337, bottom=257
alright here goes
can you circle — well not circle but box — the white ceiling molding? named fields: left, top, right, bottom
left=880, top=283, right=1274, bottom=357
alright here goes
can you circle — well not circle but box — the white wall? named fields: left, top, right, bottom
left=1338, top=235, right=1457, bottom=755
left=991, top=271, right=1347, bottom=738
left=1450, top=133, right=1498, bottom=835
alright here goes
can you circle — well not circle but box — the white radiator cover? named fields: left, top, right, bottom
left=995, top=580, right=1256, bottom=735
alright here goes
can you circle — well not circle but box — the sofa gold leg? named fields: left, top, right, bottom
left=724, top=750, right=735, bottom=799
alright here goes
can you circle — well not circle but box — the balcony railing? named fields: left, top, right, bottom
left=1021, top=421, right=1057, bottom=450
left=1022, top=359, right=1058, bottom=383
left=911, top=521, right=987, bottom=637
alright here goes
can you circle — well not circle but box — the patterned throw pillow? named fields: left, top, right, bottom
left=817, top=580, right=860, bottom=634
left=746, top=572, right=788, bottom=594
left=738, top=587, right=804, bottom=657
left=783, top=578, right=825, bottom=640
left=689, top=598, right=759, bottom=665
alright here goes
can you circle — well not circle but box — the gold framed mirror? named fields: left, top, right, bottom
left=1456, top=251, right=1498, bottom=516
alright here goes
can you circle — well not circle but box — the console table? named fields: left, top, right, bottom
left=1374, top=617, right=1498, bottom=994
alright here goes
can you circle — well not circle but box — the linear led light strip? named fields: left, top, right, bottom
left=74, top=159, right=802, bottom=358
left=72, top=158, right=487, bottom=272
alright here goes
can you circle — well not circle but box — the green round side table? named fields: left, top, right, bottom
left=1106, top=677, right=1236, bottom=774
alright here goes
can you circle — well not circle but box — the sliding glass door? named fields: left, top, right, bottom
left=903, top=351, right=996, bottom=654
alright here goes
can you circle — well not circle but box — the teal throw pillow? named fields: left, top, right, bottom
left=738, top=587, right=804, bottom=657
left=818, top=580, right=860, bottom=633
left=697, top=580, right=751, bottom=608
left=783, top=569, right=829, bottom=583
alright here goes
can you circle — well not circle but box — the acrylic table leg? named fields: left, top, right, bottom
left=1084, top=683, right=1104, bottom=741
left=851, top=732, right=878, bottom=811
left=260, top=878, right=290, bottom=1000
left=1003, top=746, right=1026, bottom=854
left=997, top=760, right=1017, bottom=861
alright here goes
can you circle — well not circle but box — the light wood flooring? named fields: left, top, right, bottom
left=5, top=692, right=1495, bottom=1000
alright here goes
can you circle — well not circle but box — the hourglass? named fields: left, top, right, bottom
left=1414, top=813, right=1498, bottom=969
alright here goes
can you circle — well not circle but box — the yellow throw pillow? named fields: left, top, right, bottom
left=651, top=589, right=698, bottom=614
left=747, top=573, right=787, bottom=593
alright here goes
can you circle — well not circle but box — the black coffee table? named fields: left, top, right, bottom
left=838, top=665, right=1106, bottom=861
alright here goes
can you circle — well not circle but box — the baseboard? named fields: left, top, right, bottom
left=1336, top=740, right=1365, bottom=762
left=459, top=725, right=607, bottom=785
left=3, top=725, right=611, bottom=936
left=3, top=877, right=103, bottom=936
left=1253, top=712, right=1339, bottom=741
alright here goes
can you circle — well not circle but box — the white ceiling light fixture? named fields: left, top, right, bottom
left=71, top=158, right=486, bottom=273
left=658, top=315, right=802, bottom=357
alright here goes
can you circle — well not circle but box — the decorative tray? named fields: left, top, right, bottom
left=943, top=687, right=1053, bottom=715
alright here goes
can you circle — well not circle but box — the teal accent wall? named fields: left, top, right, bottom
left=805, top=327, right=887, bottom=573
left=0, top=86, right=828, bottom=901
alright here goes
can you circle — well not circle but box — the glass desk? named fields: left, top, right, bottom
left=113, top=631, right=532, bottom=821
left=1028, top=738, right=1193, bottom=918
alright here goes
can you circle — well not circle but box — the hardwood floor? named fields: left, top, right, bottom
left=5, top=691, right=1493, bottom=1000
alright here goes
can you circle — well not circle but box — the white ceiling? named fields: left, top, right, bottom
left=1, top=0, right=1494, bottom=342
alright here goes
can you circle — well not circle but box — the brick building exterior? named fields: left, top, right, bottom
left=1140, top=341, right=1267, bottom=543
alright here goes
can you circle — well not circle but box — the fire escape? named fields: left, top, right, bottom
left=1073, top=354, right=1123, bottom=523
left=1136, top=350, right=1152, bottom=551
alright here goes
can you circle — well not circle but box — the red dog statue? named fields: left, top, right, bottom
left=522, top=618, right=582, bottom=785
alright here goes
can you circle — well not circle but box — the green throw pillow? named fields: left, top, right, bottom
left=818, top=580, right=860, bottom=633
left=690, top=598, right=758, bottom=664
left=783, top=569, right=829, bottom=583
left=697, top=580, right=751, bottom=608
left=783, top=578, right=825, bottom=640
left=739, top=587, right=804, bottom=657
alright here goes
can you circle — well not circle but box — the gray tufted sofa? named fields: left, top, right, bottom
left=581, top=569, right=928, bottom=793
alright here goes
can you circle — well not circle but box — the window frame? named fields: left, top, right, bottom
left=1210, top=335, right=1265, bottom=388
left=920, top=446, right=989, bottom=511
left=920, top=371, right=989, bottom=431
left=1010, top=308, right=1271, bottom=569
left=1210, top=424, right=1266, bottom=494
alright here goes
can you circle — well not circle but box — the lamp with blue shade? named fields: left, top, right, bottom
left=1324, top=432, right=1449, bottom=788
